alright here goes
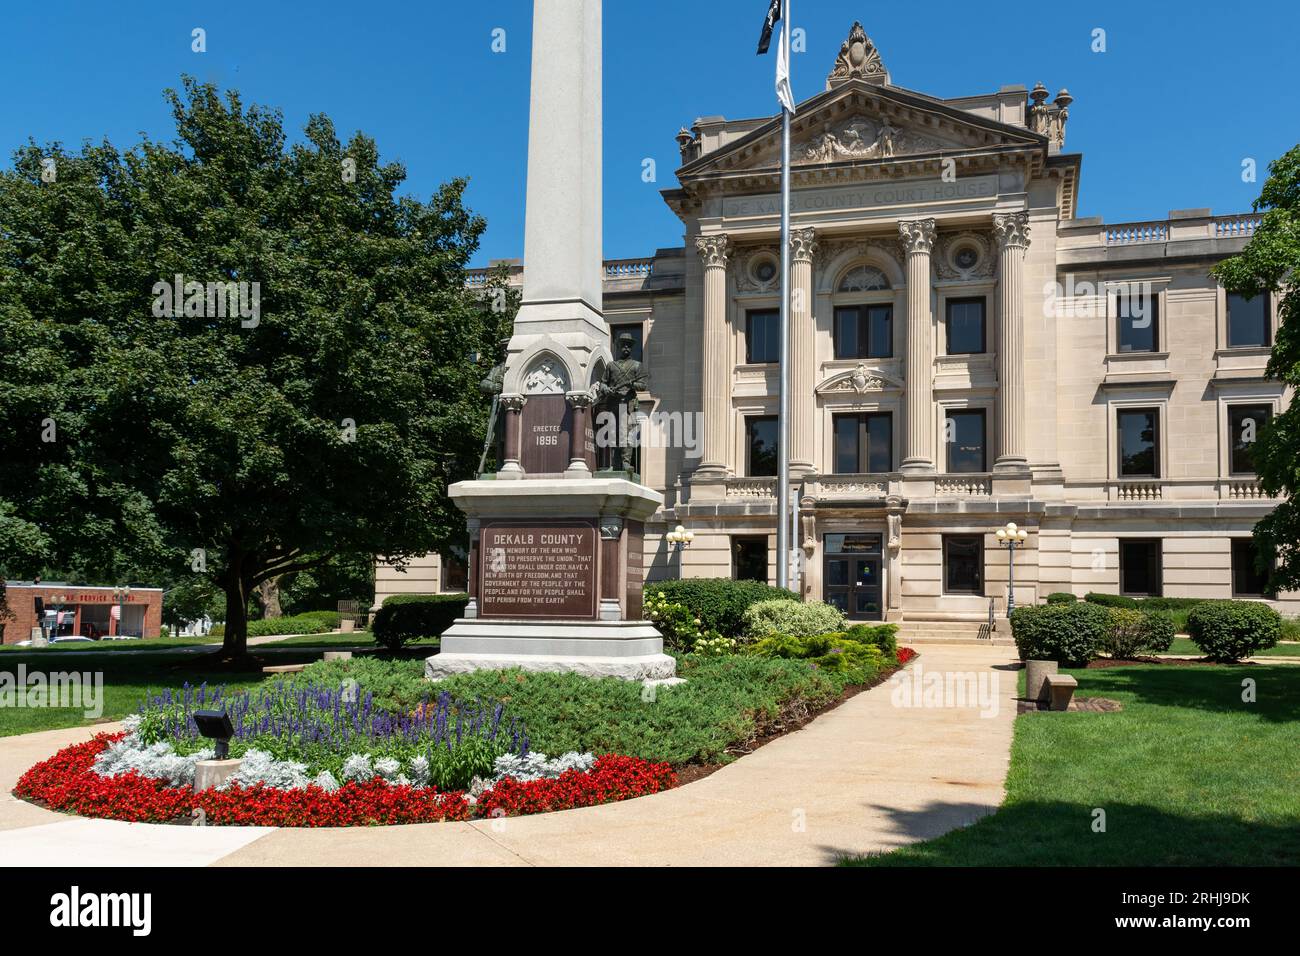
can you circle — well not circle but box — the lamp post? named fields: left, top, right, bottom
left=112, top=585, right=131, bottom=638
left=995, top=521, right=1028, bottom=617
left=666, top=524, right=694, bottom=578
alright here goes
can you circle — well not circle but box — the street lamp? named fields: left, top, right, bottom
left=995, top=522, right=1029, bottom=616
left=112, top=585, right=131, bottom=638
left=666, top=524, right=694, bottom=578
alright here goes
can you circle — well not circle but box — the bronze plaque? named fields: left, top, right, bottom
left=479, top=520, right=598, bottom=620
left=624, top=520, right=644, bottom=621
left=520, top=395, right=571, bottom=474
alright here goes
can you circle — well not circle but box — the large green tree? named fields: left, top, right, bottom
left=0, top=77, right=503, bottom=656
left=1213, top=144, right=1300, bottom=593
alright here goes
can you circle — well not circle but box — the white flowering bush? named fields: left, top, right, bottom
left=741, top=599, right=846, bottom=640
left=312, top=770, right=340, bottom=792
left=407, top=756, right=431, bottom=788
left=492, top=751, right=596, bottom=783
left=93, top=737, right=214, bottom=787
left=341, top=753, right=374, bottom=783
left=224, top=750, right=311, bottom=790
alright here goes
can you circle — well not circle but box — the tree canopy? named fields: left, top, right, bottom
left=1213, top=144, right=1300, bottom=593
left=0, top=77, right=510, bottom=654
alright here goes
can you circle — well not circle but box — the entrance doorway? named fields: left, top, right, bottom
left=823, top=532, right=884, bottom=621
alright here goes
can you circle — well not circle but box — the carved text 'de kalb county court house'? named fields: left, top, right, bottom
left=379, top=21, right=1296, bottom=637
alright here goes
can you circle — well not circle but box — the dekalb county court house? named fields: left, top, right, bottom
left=376, top=22, right=1297, bottom=635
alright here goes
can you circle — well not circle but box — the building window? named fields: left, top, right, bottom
left=1226, top=293, right=1270, bottom=348
left=745, top=309, right=779, bottom=364
left=442, top=551, right=468, bottom=592
left=1119, top=539, right=1162, bottom=597
left=945, top=409, right=987, bottom=473
left=608, top=323, right=644, bottom=362
left=1117, top=287, right=1159, bottom=352
left=1117, top=408, right=1159, bottom=478
left=943, top=535, right=983, bottom=594
left=832, top=412, right=892, bottom=474
left=833, top=305, right=893, bottom=359
left=733, top=536, right=768, bottom=583
left=1228, top=404, right=1272, bottom=475
left=1232, top=537, right=1272, bottom=597
left=746, top=415, right=779, bottom=477
left=945, top=297, right=986, bottom=355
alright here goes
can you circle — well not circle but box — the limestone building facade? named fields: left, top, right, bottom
left=379, top=22, right=1296, bottom=628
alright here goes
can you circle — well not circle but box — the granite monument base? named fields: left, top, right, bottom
left=427, top=619, right=676, bottom=681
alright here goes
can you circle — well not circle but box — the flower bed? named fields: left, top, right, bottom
left=14, top=733, right=676, bottom=827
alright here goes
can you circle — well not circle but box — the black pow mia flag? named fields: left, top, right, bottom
left=757, top=0, right=782, bottom=55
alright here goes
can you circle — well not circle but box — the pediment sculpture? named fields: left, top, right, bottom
left=799, top=117, right=943, bottom=164
left=817, top=363, right=899, bottom=395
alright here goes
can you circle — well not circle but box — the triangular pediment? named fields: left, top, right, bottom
left=679, top=82, right=1045, bottom=180
left=816, top=363, right=903, bottom=396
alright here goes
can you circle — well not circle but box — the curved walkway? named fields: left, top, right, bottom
left=0, top=645, right=1018, bottom=867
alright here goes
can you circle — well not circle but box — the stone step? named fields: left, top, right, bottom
left=896, top=620, right=1014, bottom=646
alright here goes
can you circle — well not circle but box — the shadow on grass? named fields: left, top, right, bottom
left=1075, top=664, right=1300, bottom=723
left=835, top=798, right=1300, bottom=866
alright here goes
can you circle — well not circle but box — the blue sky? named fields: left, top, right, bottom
left=2, top=1, right=1295, bottom=266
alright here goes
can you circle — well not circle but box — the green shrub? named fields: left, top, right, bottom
left=746, top=633, right=886, bottom=678
left=648, top=578, right=796, bottom=637
left=843, top=622, right=898, bottom=658
left=742, top=599, right=846, bottom=640
left=1103, top=608, right=1176, bottom=659
left=294, top=609, right=342, bottom=628
left=1046, top=592, right=1077, bottom=604
left=1187, top=601, right=1281, bottom=662
left=1281, top=617, right=1300, bottom=642
left=643, top=593, right=708, bottom=652
left=291, top=657, right=429, bottom=713
left=1010, top=601, right=1111, bottom=666
left=371, top=593, right=468, bottom=650
left=209, top=614, right=333, bottom=639
left=1084, top=592, right=1139, bottom=609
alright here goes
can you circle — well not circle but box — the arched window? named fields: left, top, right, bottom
left=838, top=265, right=890, bottom=293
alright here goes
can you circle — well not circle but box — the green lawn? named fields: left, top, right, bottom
left=846, top=663, right=1300, bottom=866
left=1164, top=636, right=1300, bottom=658
left=0, top=637, right=220, bottom=652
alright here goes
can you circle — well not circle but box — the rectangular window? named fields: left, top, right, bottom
left=732, top=536, right=768, bottom=583
left=832, top=412, right=893, bottom=474
left=943, top=535, right=984, bottom=594
left=945, top=297, right=986, bottom=355
left=745, top=310, right=779, bottom=364
left=833, top=305, right=893, bottom=359
left=746, top=415, right=779, bottom=477
left=1117, top=288, right=1159, bottom=352
left=608, top=323, right=644, bottom=363
left=1117, top=408, right=1159, bottom=478
left=1228, top=404, right=1272, bottom=475
left=1226, top=293, right=1270, bottom=348
left=1232, top=537, right=1272, bottom=597
left=1119, top=539, right=1162, bottom=597
left=945, top=409, right=987, bottom=473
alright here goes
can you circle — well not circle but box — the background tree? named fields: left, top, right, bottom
left=0, top=77, right=501, bottom=657
left=1213, top=144, right=1300, bottom=592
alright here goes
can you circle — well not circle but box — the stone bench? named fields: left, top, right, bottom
left=1044, top=674, right=1078, bottom=711
left=262, top=663, right=307, bottom=674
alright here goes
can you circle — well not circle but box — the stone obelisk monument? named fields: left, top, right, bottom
left=427, top=0, right=674, bottom=681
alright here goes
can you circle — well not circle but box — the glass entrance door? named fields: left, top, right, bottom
left=823, top=533, right=884, bottom=621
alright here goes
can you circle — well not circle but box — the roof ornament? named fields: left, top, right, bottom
left=827, top=21, right=888, bottom=89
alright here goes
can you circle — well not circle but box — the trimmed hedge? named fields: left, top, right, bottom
left=742, top=599, right=846, bottom=640
left=1187, top=601, right=1281, bottom=662
left=1010, top=602, right=1111, bottom=666
left=1046, top=592, right=1078, bottom=604
left=209, top=614, right=333, bottom=639
left=1084, top=592, right=1139, bottom=609
left=647, top=578, right=796, bottom=637
left=371, top=593, right=469, bottom=650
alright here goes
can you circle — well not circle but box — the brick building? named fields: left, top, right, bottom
left=2, top=583, right=163, bottom=644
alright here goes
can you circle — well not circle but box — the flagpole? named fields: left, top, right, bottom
left=776, top=0, right=791, bottom=591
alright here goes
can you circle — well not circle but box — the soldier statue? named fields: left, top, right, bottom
left=596, top=332, right=647, bottom=474
left=478, top=337, right=510, bottom=472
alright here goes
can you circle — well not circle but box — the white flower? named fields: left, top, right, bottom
left=341, top=753, right=374, bottom=782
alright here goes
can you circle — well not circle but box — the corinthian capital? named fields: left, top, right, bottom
left=992, top=212, right=1031, bottom=249
left=694, top=233, right=731, bottom=268
left=789, top=227, right=818, bottom=264
left=898, top=219, right=937, bottom=255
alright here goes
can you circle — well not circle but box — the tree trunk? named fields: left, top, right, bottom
left=255, top=576, right=283, bottom=619
left=221, top=579, right=251, bottom=659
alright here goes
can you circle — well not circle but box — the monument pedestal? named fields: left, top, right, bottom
left=427, top=476, right=674, bottom=681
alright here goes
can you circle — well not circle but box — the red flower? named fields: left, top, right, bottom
left=13, top=735, right=676, bottom=828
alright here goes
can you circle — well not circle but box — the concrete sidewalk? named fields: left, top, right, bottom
left=0, top=645, right=1019, bottom=866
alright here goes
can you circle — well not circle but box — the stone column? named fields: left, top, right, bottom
left=992, top=212, right=1031, bottom=473
left=565, top=390, right=594, bottom=478
left=695, top=234, right=732, bottom=478
left=464, top=518, right=482, bottom=619
left=898, top=219, right=937, bottom=474
left=789, top=227, right=818, bottom=476
left=498, top=394, right=527, bottom=478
